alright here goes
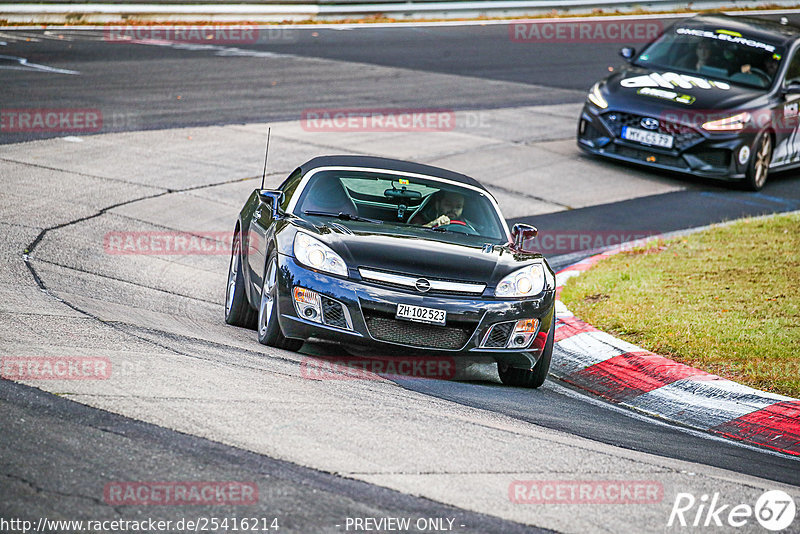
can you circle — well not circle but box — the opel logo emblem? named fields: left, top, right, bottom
left=415, top=278, right=431, bottom=292
left=640, top=117, right=660, bottom=130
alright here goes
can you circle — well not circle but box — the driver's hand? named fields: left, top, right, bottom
left=428, top=215, right=450, bottom=227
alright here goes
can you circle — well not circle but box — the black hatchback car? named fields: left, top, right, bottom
left=224, top=156, right=556, bottom=388
left=578, top=14, right=800, bottom=190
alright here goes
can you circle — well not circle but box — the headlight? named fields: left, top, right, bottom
left=495, top=261, right=553, bottom=298
left=293, top=232, right=348, bottom=277
left=587, top=82, right=609, bottom=109
left=701, top=112, right=751, bottom=132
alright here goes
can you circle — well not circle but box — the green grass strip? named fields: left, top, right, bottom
left=560, top=212, right=800, bottom=398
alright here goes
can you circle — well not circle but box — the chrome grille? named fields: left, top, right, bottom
left=358, top=268, right=485, bottom=296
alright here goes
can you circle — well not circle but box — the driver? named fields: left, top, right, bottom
left=412, top=191, right=466, bottom=228
left=692, top=39, right=714, bottom=71
left=741, top=55, right=780, bottom=78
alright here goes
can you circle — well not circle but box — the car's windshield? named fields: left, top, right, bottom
left=293, top=170, right=507, bottom=240
left=634, top=26, right=785, bottom=89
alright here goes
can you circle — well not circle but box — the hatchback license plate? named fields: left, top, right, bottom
left=622, top=126, right=674, bottom=149
left=396, top=303, right=446, bottom=325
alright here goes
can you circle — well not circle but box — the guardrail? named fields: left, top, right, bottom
left=2, top=0, right=799, bottom=23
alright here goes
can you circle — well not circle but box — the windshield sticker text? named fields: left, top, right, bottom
left=675, top=27, right=777, bottom=53
left=621, top=72, right=730, bottom=91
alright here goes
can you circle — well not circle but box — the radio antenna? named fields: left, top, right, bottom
left=260, top=127, right=271, bottom=190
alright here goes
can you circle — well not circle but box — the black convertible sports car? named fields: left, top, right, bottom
left=224, top=155, right=556, bottom=388
left=578, top=14, right=800, bottom=190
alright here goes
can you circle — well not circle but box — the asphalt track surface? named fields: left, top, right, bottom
left=0, top=380, right=541, bottom=533
left=2, top=15, right=800, bottom=533
left=3, top=12, right=800, bottom=145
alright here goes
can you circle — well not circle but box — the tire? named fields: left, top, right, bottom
left=744, top=131, right=772, bottom=191
left=225, top=231, right=257, bottom=329
left=257, top=253, right=303, bottom=351
left=498, top=318, right=554, bottom=389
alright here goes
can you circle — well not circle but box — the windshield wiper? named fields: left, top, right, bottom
left=420, top=225, right=462, bottom=235
left=303, top=210, right=382, bottom=224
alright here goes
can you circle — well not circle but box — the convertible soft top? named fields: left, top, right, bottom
left=297, top=155, right=488, bottom=192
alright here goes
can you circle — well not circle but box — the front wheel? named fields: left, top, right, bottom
left=744, top=131, right=772, bottom=191
left=257, top=254, right=303, bottom=351
left=498, top=319, right=554, bottom=389
left=225, top=231, right=257, bottom=329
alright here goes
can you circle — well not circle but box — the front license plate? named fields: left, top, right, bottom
left=622, top=126, right=674, bottom=149
left=396, top=303, right=446, bottom=325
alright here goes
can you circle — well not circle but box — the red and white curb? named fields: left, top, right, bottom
left=552, top=247, right=800, bottom=457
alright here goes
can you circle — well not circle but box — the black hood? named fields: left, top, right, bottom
left=600, top=66, right=767, bottom=115
left=298, top=220, right=540, bottom=284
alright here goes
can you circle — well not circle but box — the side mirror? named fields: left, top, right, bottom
left=258, top=189, right=283, bottom=216
left=619, top=47, right=635, bottom=61
left=782, top=82, right=800, bottom=95
left=511, top=223, right=538, bottom=252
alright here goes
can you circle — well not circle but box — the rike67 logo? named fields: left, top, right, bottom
left=668, top=490, right=796, bottom=531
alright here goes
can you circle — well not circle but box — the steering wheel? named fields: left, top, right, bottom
left=748, top=67, right=772, bottom=85
left=436, top=219, right=479, bottom=235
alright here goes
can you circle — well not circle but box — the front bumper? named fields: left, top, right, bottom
left=275, top=254, right=555, bottom=369
left=577, top=104, right=756, bottom=181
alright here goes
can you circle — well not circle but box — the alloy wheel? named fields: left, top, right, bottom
left=259, top=258, right=278, bottom=338
left=225, top=238, right=240, bottom=317
left=753, top=134, right=772, bottom=190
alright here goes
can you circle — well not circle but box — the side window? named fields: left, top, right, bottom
left=784, top=48, right=800, bottom=85
left=279, top=168, right=302, bottom=212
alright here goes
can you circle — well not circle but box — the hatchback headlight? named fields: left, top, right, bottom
left=587, top=82, right=609, bottom=109
left=701, top=112, right=751, bottom=132
left=293, top=232, right=348, bottom=277
left=495, top=261, right=553, bottom=298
